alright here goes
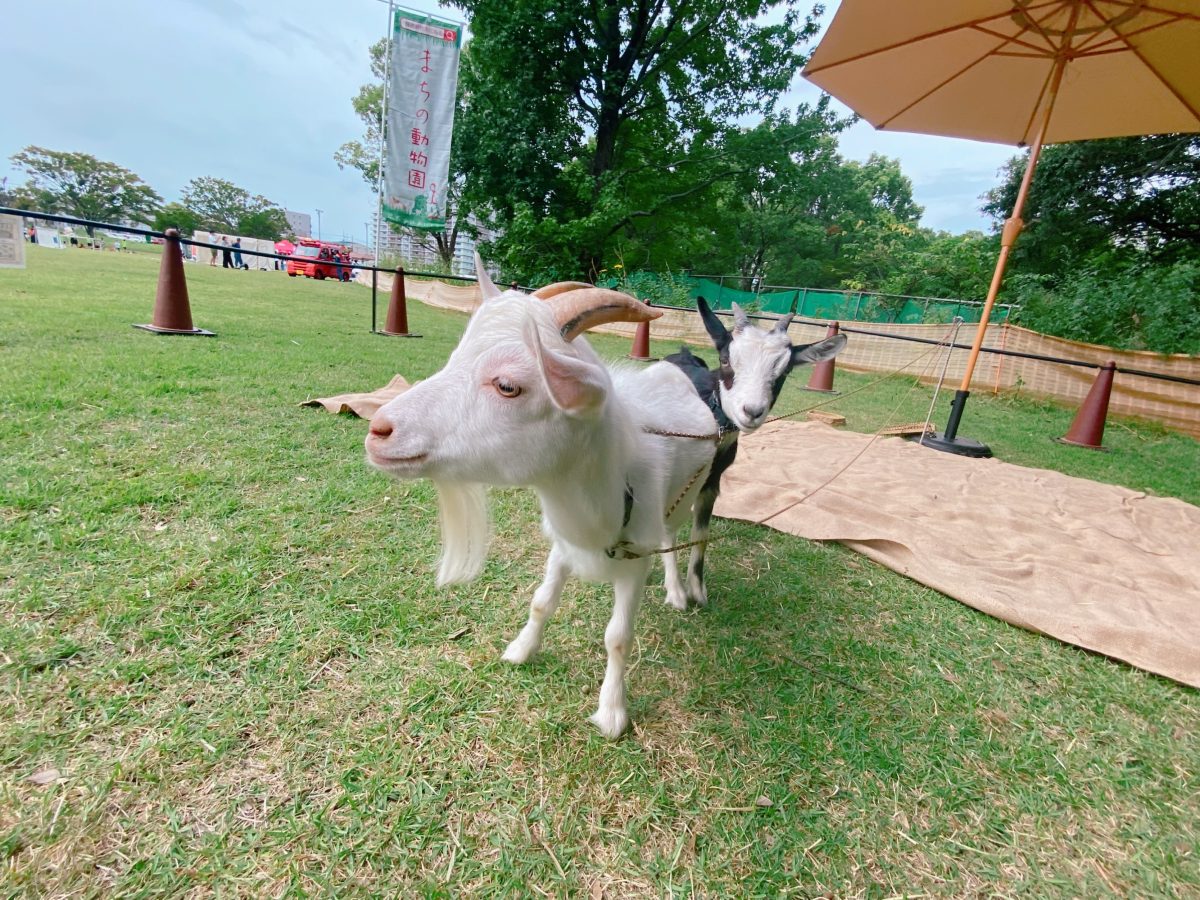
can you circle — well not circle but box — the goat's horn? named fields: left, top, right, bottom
left=547, top=288, right=662, bottom=342
left=531, top=281, right=594, bottom=299
left=774, top=313, right=795, bottom=333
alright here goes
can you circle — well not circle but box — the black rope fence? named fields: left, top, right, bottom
left=4, top=207, right=1196, bottom=389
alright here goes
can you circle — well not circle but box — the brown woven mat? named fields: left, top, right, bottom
left=713, top=421, right=1200, bottom=688
left=301, top=374, right=410, bottom=418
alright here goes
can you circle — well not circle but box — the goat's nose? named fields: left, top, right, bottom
left=368, top=416, right=393, bottom=439
left=743, top=403, right=766, bottom=421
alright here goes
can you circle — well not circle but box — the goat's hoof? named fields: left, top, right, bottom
left=664, top=591, right=689, bottom=612
left=501, top=635, right=538, bottom=664
left=687, top=581, right=709, bottom=607
left=589, top=706, right=630, bottom=739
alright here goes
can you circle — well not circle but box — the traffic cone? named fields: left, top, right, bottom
left=377, top=267, right=421, bottom=338
left=134, top=229, right=214, bottom=336
left=1057, top=361, right=1117, bottom=450
left=628, top=307, right=656, bottom=361
left=804, top=321, right=840, bottom=392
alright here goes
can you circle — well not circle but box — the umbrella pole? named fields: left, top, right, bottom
left=927, top=56, right=1066, bottom=458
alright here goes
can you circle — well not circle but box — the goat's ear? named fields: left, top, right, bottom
left=525, top=322, right=607, bottom=416
left=474, top=250, right=501, bottom=301
left=697, top=296, right=731, bottom=354
left=791, top=334, right=848, bottom=367
left=731, top=303, right=750, bottom=333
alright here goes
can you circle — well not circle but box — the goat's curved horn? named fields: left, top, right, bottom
left=531, top=281, right=594, bottom=300
left=773, top=313, right=795, bottom=333
left=547, top=288, right=662, bottom=342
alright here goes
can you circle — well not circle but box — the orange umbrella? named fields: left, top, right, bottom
left=803, top=0, right=1200, bottom=456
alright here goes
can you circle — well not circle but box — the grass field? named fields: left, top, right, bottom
left=1, top=246, right=1197, bottom=897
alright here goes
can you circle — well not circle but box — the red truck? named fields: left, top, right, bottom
left=286, top=238, right=353, bottom=281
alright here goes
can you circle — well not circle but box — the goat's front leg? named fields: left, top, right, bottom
left=685, top=484, right=719, bottom=607
left=590, top=560, right=650, bottom=739
left=502, top=544, right=569, bottom=664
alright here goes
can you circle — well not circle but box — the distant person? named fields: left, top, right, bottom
left=221, top=236, right=234, bottom=269
left=232, top=238, right=244, bottom=269
left=209, top=236, right=218, bottom=266
left=27, top=225, right=36, bottom=244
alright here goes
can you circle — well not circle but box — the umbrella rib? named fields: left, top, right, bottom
left=876, top=14, right=1064, bottom=133
left=802, top=1, right=1062, bottom=76
left=1018, top=59, right=1059, bottom=146
left=1114, top=1, right=1200, bottom=24
left=972, top=24, right=1057, bottom=56
left=1087, top=1, right=1200, bottom=126
left=875, top=46, right=1006, bottom=130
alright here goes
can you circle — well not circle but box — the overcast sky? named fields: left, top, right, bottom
left=1, top=1, right=1017, bottom=244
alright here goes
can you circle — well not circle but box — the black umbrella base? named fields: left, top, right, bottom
left=913, top=432, right=993, bottom=458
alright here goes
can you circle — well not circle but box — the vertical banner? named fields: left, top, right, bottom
left=0, top=215, right=26, bottom=268
left=383, top=10, right=462, bottom=232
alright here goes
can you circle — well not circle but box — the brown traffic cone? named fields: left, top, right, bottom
left=1057, top=361, right=1117, bottom=450
left=134, top=229, right=214, bottom=336
left=628, top=316, right=656, bottom=361
left=377, top=267, right=422, bottom=338
left=804, top=321, right=840, bottom=392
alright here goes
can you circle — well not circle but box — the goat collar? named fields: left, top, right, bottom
left=709, top=369, right=737, bottom=435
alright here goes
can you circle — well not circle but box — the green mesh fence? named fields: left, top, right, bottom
left=682, top=276, right=1011, bottom=324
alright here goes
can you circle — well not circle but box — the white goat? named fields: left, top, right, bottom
left=660, top=298, right=847, bottom=610
left=365, top=262, right=718, bottom=738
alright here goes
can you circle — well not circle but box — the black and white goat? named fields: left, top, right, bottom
left=365, top=263, right=720, bottom=738
left=661, top=298, right=847, bottom=610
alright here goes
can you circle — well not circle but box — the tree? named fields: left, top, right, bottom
left=982, top=134, right=1200, bottom=277
left=449, top=0, right=822, bottom=281
left=152, top=202, right=203, bottom=237
left=8, top=146, right=162, bottom=236
left=179, top=176, right=289, bottom=239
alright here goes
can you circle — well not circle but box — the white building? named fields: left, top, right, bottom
left=285, top=210, right=312, bottom=239
left=373, top=213, right=498, bottom=277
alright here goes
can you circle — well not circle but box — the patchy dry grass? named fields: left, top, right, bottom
left=1, top=247, right=1197, bottom=897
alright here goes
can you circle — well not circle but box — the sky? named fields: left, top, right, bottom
left=1, top=1, right=1018, bottom=245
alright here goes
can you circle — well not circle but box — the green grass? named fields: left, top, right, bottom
left=1, top=246, right=1197, bottom=897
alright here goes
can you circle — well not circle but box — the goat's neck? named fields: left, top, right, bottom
left=532, top=405, right=632, bottom=552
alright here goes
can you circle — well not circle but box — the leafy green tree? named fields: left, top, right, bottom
left=152, top=202, right=203, bottom=237
left=8, top=146, right=162, bottom=236
left=450, top=0, right=823, bottom=281
left=179, top=176, right=288, bottom=239
left=702, top=142, right=925, bottom=292
left=983, top=134, right=1200, bottom=276
left=878, top=231, right=998, bottom=301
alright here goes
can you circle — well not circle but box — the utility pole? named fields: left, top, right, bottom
left=315, top=209, right=323, bottom=241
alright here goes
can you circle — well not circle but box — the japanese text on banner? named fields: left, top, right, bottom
left=383, top=12, right=461, bottom=231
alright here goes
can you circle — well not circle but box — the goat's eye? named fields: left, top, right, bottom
left=493, top=377, right=521, bottom=398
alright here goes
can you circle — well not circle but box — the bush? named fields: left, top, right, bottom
left=597, top=269, right=696, bottom=308
left=1010, top=257, right=1200, bottom=355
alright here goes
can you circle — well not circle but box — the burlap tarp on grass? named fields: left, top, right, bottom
left=713, top=420, right=1200, bottom=688
left=301, top=374, right=410, bottom=418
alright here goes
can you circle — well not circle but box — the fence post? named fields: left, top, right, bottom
left=371, top=267, right=378, bottom=333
